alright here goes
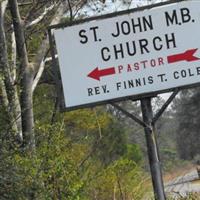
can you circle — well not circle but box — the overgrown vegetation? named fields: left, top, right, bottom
left=0, top=83, right=147, bottom=199
left=1, top=0, right=200, bottom=199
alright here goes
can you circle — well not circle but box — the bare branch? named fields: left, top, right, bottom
left=32, top=4, right=65, bottom=86
left=32, top=0, right=86, bottom=92
left=73, top=0, right=87, bottom=18
left=44, top=55, right=58, bottom=62
left=32, top=54, right=59, bottom=92
left=10, top=29, right=17, bottom=82
left=1, top=0, right=8, bottom=16
left=50, top=2, right=67, bottom=26
left=32, top=59, right=45, bottom=92
left=26, top=4, right=56, bottom=28
left=67, top=0, right=73, bottom=21
left=18, top=2, right=34, bottom=6
left=0, top=77, right=9, bottom=109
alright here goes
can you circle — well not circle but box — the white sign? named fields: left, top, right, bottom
left=54, top=0, right=200, bottom=109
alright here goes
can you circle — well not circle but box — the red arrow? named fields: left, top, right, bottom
left=87, top=67, right=116, bottom=81
left=167, top=48, right=200, bottom=64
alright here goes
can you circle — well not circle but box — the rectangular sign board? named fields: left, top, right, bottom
left=53, top=0, right=200, bottom=110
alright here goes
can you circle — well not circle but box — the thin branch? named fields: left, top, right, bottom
left=32, top=54, right=58, bottom=91
left=1, top=0, right=8, bottom=15
left=26, top=4, right=56, bottom=28
left=10, top=29, right=17, bottom=82
left=116, top=175, right=124, bottom=200
left=44, top=54, right=58, bottom=62
left=32, top=0, right=87, bottom=91
left=32, top=2, right=65, bottom=77
left=17, top=2, right=34, bottom=6
left=32, top=59, right=45, bottom=92
left=67, top=0, right=73, bottom=21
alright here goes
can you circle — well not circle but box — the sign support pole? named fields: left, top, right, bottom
left=141, top=98, right=166, bottom=200
left=112, top=90, right=179, bottom=200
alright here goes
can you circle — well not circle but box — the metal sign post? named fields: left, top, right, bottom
left=111, top=90, right=179, bottom=199
left=141, top=98, right=166, bottom=200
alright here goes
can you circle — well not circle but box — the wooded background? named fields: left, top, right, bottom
left=0, top=0, right=199, bottom=199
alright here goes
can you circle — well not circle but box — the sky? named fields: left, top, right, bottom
left=76, top=0, right=167, bottom=17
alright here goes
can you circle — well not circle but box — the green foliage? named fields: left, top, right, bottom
left=28, top=31, right=44, bottom=57
left=1, top=0, right=150, bottom=199
left=64, top=107, right=112, bottom=134
left=0, top=118, right=146, bottom=199
left=85, top=158, right=147, bottom=200
left=33, top=84, right=56, bottom=123
left=0, top=106, right=9, bottom=133
left=0, top=84, right=144, bottom=199
left=0, top=123, right=86, bottom=200
left=35, top=123, right=86, bottom=199
left=94, top=119, right=127, bottom=165
left=60, top=17, right=73, bottom=24
left=125, top=144, right=143, bottom=164
left=160, top=148, right=177, bottom=171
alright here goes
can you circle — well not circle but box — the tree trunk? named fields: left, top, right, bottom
left=7, top=0, right=71, bottom=151
left=8, top=0, right=35, bottom=151
left=20, top=66, right=35, bottom=150
left=0, top=0, right=20, bottom=138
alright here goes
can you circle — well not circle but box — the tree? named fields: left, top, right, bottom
left=173, top=88, right=200, bottom=160
left=0, top=0, right=72, bottom=152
